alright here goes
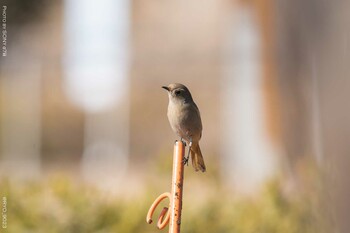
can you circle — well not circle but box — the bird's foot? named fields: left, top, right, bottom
left=183, top=139, right=192, bottom=166
left=183, top=156, right=189, bottom=166
left=180, top=138, right=187, bottom=146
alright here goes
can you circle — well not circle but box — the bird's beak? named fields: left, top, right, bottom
left=162, top=86, right=170, bottom=91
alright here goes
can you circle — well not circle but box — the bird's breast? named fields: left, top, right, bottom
left=167, top=101, right=202, bottom=141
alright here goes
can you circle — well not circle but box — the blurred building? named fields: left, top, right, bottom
left=2, top=0, right=346, bottom=197
left=0, top=0, right=282, bottom=191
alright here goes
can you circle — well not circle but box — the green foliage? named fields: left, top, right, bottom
left=0, top=177, right=325, bottom=233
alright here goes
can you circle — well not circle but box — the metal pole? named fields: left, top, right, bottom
left=169, top=141, right=185, bottom=233
left=146, top=141, right=185, bottom=233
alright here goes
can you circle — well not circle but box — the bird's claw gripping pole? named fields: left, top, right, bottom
left=146, top=141, right=185, bottom=233
left=184, top=141, right=192, bottom=166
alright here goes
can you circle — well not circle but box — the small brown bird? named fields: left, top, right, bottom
left=162, top=83, right=206, bottom=172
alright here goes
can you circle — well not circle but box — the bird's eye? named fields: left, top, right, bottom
left=174, top=90, right=181, bottom=95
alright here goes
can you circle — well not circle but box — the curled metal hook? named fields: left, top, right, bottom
left=146, top=192, right=171, bottom=229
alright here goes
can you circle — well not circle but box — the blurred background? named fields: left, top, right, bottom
left=0, top=0, right=349, bottom=232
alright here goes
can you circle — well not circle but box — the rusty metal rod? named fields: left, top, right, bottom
left=169, top=140, right=185, bottom=233
left=146, top=141, right=185, bottom=233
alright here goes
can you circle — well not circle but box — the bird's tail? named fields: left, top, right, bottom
left=190, top=143, right=206, bottom=172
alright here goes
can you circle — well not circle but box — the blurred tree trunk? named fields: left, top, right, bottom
left=275, top=0, right=350, bottom=231
left=274, top=0, right=328, bottom=173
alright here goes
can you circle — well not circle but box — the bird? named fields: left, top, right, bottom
left=162, top=83, right=206, bottom=172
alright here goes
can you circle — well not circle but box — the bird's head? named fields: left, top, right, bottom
left=162, top=83, right=193, bottom=104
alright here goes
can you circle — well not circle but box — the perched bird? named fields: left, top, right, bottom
left=162, top=83, right=206, bottom=172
